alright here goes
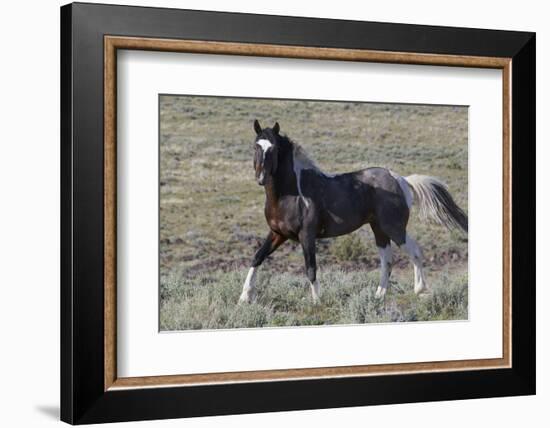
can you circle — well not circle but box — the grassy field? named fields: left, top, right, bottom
left=159, top=95, right=469, bottom=331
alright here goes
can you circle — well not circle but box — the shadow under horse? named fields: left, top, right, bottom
left=240, top=120, right=468, bottom=303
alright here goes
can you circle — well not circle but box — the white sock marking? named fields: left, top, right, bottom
left=375, top=244, right=392, bottom=298
left=310, top=280, right=321, bottom=303
left=401, top=235, right=427, bottom=294
left=239, top=267, right=257, bottom=303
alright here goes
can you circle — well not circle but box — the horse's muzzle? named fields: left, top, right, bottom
left=257, top=172, right=265, bottom=186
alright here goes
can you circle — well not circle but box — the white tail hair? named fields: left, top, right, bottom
left=405, top=174, right=468, bottom=233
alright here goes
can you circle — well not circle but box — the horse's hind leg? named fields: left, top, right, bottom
left=400, top=234, right=427, bottom=294
left=239, top=231, right=287, bottom=303
left=371, top=223, right=393, bottom=299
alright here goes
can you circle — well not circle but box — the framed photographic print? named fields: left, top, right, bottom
left=60, top=2, right=535, bottom=424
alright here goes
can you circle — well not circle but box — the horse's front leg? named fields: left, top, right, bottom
left=299, top=230, right=320, bottom=303
left=239, top=231, right=287, bottom=303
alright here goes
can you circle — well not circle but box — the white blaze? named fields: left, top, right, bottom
left=256, top=139, right=272, bottom=161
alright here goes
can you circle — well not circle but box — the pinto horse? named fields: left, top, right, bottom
left=239, top=120, right=468, bottom=303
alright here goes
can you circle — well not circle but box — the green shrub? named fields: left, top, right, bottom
left=331, top=234, right=367, bottom=262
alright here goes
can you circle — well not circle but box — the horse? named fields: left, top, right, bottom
left=239, top=120, right=468, bottom=304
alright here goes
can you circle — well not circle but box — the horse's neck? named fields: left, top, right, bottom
left=264, top=152, right=298, bottom=205
left=264, top=179, right=279, bottom=208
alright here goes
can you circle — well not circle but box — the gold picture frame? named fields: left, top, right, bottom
left=104, top=36, right=511, bottom=391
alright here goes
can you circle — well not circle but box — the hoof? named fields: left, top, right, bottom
left=375, top=286, right=387, bottom=299
left=414, top=284, right=428, bottom=295
left=238, top=295, right=250, bottom=304
left=238, top=289, right=255, bottom=304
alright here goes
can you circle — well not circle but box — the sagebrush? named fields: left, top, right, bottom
left=160, top=267, right=468, bottom=330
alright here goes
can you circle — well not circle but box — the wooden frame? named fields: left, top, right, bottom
left=104, top=35, right=512, bottom=390
left=62, top=2, right=535, bottom=424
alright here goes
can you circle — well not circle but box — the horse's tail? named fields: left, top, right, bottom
left=404, top=174, right=468, bottom=233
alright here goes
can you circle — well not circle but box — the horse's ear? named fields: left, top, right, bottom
left=254, top=119, right=262, bottom=135
left=273, top=122, right=280, bottom=135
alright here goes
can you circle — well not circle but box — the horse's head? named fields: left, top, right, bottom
left=253, top=119, right=280, bottom=186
